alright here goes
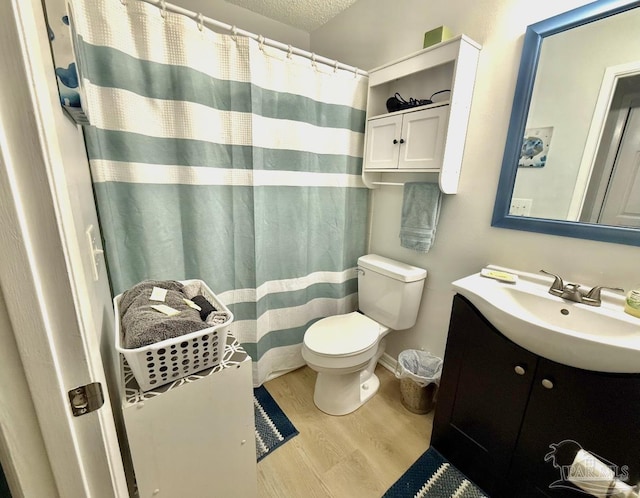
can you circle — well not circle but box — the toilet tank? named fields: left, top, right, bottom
left=357, top=254, right=427, bottom=330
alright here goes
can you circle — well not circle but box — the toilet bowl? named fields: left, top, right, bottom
left=302, top=312, right=390, bottom=415
left=302, top=254, right=427, bottom=416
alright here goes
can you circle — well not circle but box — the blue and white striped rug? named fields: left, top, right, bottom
left=384, top=447, right=488, bottom=498
left=254, top=386, right=299, bottom=462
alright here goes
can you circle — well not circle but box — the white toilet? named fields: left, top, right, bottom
left=302, top=254, right=427, bottom=415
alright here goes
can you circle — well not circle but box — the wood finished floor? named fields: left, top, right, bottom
left=257, top=365, right=434, bottom=498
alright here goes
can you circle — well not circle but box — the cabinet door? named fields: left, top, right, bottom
left=123, top=360, right=258, bottom=497
left=398, top=106, right=448, bottom=170
left=432, top=295, right=538, bottom=496
left=363, top=114, right=402, bottom=170
left=508, top=359, right=640, bottom=497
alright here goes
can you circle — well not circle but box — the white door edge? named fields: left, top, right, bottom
left=1, top=0, right=128, bottom=496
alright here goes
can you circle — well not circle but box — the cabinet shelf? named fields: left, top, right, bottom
left=362, top=35, right=481, bottom=193
left=367, top=100, right=450, bottom=121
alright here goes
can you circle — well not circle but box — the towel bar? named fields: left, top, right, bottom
left=370, top=181, right=442, bottom=189
left=371, top=181, right=405, bottom=186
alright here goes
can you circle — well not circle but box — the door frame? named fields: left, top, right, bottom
left=569, top=60, right=640, bottom=220
left=0, top=0, right=127, bottom=496
left=598, top=101, right=640, bottom=225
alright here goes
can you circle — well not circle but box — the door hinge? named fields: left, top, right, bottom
left=68, top=382, right=104, bottom=417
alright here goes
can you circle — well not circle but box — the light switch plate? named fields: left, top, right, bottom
left=510, top=198, right=532, bottom=216
left=85, top=224, right=104, bottom=281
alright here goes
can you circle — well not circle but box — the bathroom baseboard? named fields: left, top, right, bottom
left=378, top=352, right=397, bottom=374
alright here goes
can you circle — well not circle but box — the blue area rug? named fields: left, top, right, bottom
left=254, top=385, right=299, bottom=462
left=383, top=447, right=488, bottom=497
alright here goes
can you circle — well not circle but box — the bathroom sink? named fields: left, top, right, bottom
left=452, top=266, right=640, bottom=373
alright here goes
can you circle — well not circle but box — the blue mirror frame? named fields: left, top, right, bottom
left=492, top=0, right=640, bottom=247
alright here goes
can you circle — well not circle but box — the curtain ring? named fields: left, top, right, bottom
left=230, top=25, right=237, bottom=41
left=197, top=13, right=204, bottom=31
left=160, top=0, right=167, bottom=19
left=311, top=53, right=317, bottom=70
left=287, top=44, right=292, bottom=59
left=258, top=34, right=265, bottom=51
left=334, top=60, right=339, bottom=73
left=353, top=66, right=359, bottom=78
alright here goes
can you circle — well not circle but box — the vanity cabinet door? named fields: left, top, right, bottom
left=432, top=294, right=538, bottom=496
left=507, top=359, right=640, bottom=497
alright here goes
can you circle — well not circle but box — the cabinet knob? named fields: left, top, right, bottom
left=514, top=365, right=526, bottom=375
left=393, top=139, right=399, bottom=144
left=541, top=379, right=554, bottom=389
left=399, top=138, right=405, bottom=144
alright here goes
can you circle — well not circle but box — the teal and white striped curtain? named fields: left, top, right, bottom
left=70, top=0, right=369, bottom=385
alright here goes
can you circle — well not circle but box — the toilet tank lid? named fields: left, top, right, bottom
left=358, top=254, right=427, bottom=282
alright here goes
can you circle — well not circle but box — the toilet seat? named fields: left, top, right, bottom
left=304, top=312, right=380, bottom=357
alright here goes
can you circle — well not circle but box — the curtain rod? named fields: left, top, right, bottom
left=129, top=0, right=368, bottom=76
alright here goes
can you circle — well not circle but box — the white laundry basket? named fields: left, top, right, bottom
left=114, top=279, right=233, bottom=391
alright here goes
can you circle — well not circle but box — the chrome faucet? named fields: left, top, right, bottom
left=540, top=270, right=564, bottom=296
left=582, top=285, right=626, bottom=306
left=539, top=270, right=624, bottom=307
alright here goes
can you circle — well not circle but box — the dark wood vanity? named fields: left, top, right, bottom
left=431, top=294, right=640, bottom=497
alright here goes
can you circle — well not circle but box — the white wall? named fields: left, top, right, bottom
left=311, top=0, right=640, bottom=361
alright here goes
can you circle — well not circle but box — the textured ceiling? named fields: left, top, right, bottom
left=223, top=0, right=360, bottom=32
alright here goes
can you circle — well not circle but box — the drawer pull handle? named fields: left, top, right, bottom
left=542, top=379, right=554, bottom=389
left=514, top=365, right=526, bottom=375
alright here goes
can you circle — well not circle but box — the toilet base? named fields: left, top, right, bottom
left=313, top=369, right=380, bottom=416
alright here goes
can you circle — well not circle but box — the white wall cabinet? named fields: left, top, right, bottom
left=362, top=35, right=481, bottom=193
left=365, top=104, right=449, bottom=170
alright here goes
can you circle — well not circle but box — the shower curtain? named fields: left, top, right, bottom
left=69, top=0, right=369, bottom=385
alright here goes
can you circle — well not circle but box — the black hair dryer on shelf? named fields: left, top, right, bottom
left=385, top=90, right=451, bottom=113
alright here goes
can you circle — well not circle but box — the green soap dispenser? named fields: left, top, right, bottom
left=624, top=288, right=640, bottom=318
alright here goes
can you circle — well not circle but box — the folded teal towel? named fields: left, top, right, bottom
left=399, top=182, right=442, bottom=253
